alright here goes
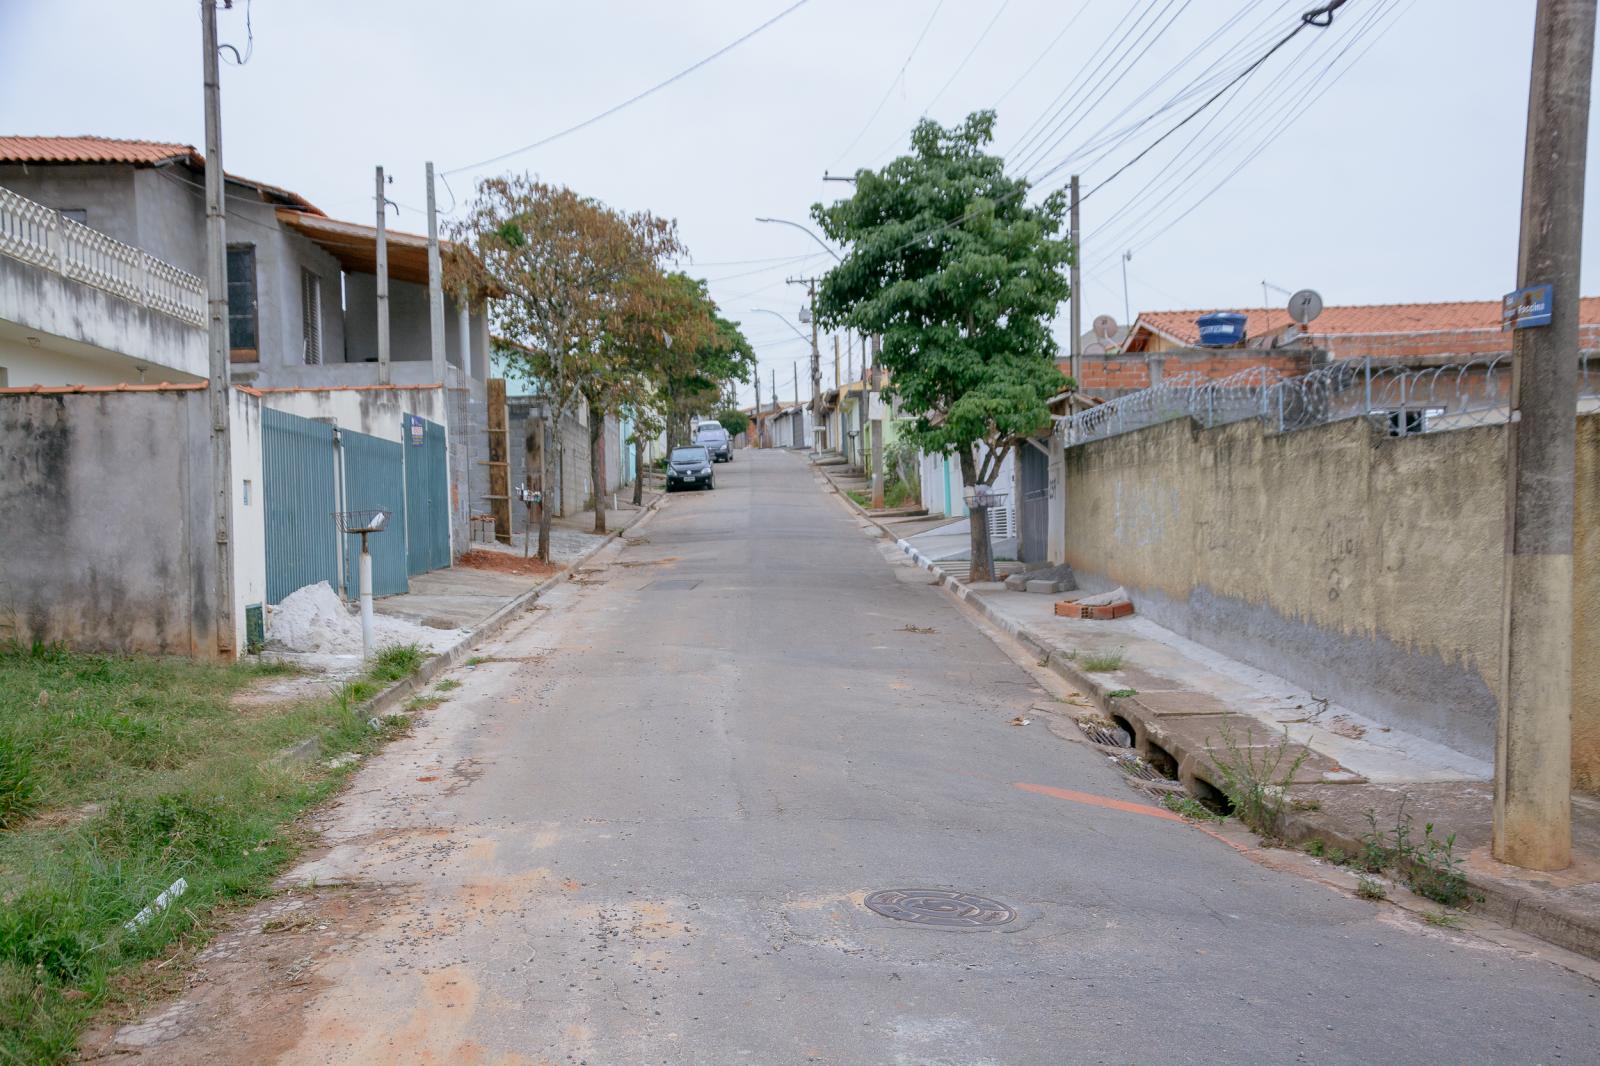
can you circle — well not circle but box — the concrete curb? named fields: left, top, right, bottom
left=358, top=493, right=667, bottom=721
left=852, top=495, right=1600, bottom=964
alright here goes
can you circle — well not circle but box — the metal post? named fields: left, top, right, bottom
left=871, top=334, right=885, bottom=509
left=425, top=161, right=446, bottom=382
left=359, top=532, right=374, bottom=660
left=1069, top=174, right=1082, bottom=385
left=375, top=165, right=391, bottom=384
left=808, top=278, right=822, bottom=454
left=1495, top=0, right=1594, bottom=871
left=200, top=0, right=235, bottom=656
left=753, top=367, right=761, bottom=448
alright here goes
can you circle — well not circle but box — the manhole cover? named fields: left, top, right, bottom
left=863, top=889, right=1017, bottom=929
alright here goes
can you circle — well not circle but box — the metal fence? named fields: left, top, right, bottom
left=1057, top=354, right=1600, bottom=446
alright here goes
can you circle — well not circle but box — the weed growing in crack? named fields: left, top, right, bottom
left=1207, top=715, right=1309, bottom=840
left=1162, top=793, right=1223, bottom=822
left=1422, top=910, right=1464, bottom=929
left=1355, top=877, right=1388, bottom=901
left=435, top=678, right=462, bottom=692
left=1359, top=797, right=1471, bottom=908
left=1078, top=648, right=1125, bottom=672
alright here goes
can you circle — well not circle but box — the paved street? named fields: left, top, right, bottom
left=111, top=449, right=1597, bottom=1065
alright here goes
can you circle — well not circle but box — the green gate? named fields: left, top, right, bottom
left=262, top=408, right=340, bottom=605
left=341, top=429, right=410, bottom=599
left=403, top=414, right=451, bottom=574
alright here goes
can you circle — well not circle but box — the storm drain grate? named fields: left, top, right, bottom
left=643, top=578, right=701, bottom=591
left=1080, top=722, right=1132, bottom=748
left=1110, top=753, right=1164, bottom=781
left=863, top=889, right=1016, bottom=929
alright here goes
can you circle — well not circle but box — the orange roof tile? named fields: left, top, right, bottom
left=0, top=135, right=203, bottom=168
left=1130, top=297, right=1600, bottom=349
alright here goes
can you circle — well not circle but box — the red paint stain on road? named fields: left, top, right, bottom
left=1014, top=781, right=1186, bottom=821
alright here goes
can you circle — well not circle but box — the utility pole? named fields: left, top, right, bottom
left=1121, top=250, right=1133, bottom=336
left=200, top=0, right=235, bottom=657
left=858, top=332, right=869, bottom=470
left=375, top=165, right=391, bottom=385
left=753, top=368, right=762, bottom=448
left=1069, top=174, right=1082, bottom=385
left=833, top=334, right=841, bottom=391
left=788, top=275, right=823, bottom=454
left=793, top=361, right=799, bottom=404
left=425, top=161, right=446, bottom=382
left=1495, top=0, right=1595, bottom=871
left=870, top=334, right=884, bottom=509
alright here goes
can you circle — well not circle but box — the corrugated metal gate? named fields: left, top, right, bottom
left=403, top=415, right=451, bottom=574
left=1018, top=441, right=1049, bottom=564
left=262, top=408, right=340, bottom=604
left=341, top=430, right=409, bottom=599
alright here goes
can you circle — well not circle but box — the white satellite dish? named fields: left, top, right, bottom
left=1092, top=314, right=1119, bottom=340
left=1288, top=289, right=1324, bottom=325
left=1084, top=341, right=1108, bottom=356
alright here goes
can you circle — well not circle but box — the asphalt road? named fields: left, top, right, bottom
left=111, top=448, right=1597, bottom=1065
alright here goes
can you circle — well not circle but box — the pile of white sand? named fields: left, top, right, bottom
left=266, top=581, right=462, bottom=655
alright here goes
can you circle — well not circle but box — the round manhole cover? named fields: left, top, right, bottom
left=863, top=889, right=1017, bottom=929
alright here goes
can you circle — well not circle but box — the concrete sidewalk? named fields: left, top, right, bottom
left=843, top=485, right=1600, bottom=963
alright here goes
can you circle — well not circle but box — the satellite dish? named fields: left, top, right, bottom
left=1092, top=314, right=1119, bottom=340
left=1084, top=341, right=1108, bottom=356
left=1287, top=289, right=1324, bottom=325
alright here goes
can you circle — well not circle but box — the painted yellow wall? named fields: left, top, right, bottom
left=1062, top=413, right=1599, bottom=788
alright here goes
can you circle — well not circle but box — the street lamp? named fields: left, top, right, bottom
left=754, top=216, right=842, bottom=262
left=750, top=308, right=811, bottom=345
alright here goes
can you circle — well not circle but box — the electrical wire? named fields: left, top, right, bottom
left=443, top=0, right=811, bottom=177
left=921, top=0, right=1015, bottom=116
left=829, top=0, right=950, bottom=168
left=218, top=0, right=253, bottom=65
left=991, top=0, right=1095, bottom=110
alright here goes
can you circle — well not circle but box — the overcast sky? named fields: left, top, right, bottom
left=1, top=1, right=1590, bottom=407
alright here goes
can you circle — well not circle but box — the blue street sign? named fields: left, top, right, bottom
left=1502, top=284, right=1554, bottom=330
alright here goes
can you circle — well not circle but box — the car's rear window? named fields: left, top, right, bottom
left=671, top=447, right=709, bottom=461
left=695, top=426, right=728, bottom=439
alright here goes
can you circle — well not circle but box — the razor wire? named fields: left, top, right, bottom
left=1057, top=352, right=1600, bottom=446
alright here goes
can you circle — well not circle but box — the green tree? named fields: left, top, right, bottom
left=811, top=111, right=1072, bottom=581
left=656, top=274, right=755, bottom=450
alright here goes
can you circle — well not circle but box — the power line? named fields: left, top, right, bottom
left=830, top=0, right=950, bottom=168
left=443, top=0, right=811, bottom=177
left=991, top=1, right=1094, bottom=110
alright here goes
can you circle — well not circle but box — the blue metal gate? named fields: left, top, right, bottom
left=403, top=415, right=451, bottom=574
left=262, top=408, right=340, bottom=604
left=341, top=429, right=409, bottom=599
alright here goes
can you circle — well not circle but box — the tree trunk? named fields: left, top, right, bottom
left=589, top=412, right=606, bottom=534
left=632, top=430, right=645, bottom=507
left=958, top=447, right=994, bottom=583
left=538, top=411, right=554, bottom=563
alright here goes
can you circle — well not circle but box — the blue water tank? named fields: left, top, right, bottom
left=1196, top=311, right=1248, bottom=347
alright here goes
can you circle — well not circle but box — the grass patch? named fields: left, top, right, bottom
left=1107, top=688, right=1137, bottom=699
left=464, top=656, right=488, bottom=667
left=1421, top=910, right=1463, bottom=929
left=0, top=642, right=418, bottom=1062
left=366, top=643, right=424, bottom=684
left=434, top=678, right=462, bottom=692
left=1162, top=794, right=1223, bottom=822
left=1358, top=796, right=1471, bottom=908
left=1078, top=648, right=1125, bottom=672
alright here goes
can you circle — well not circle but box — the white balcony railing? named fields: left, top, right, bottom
left=0, top=184, right=206, bottom=328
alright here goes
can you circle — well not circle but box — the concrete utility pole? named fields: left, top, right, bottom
left=788, top=275, right=823, bottom=454
left=425, top=162, right=446, bottom=382
left=833, top=334, right=841, bottom=391
left=375, top=165, right=391, bottom=385
left=1495, top=0, right=1596, bottom=871
left=200, top=0, right=235, bottom=656
left=753, top=368, right=761, bottom=448
left=870, top=334, right=884, bottom=509
left=857, top=332, right=869, bottom=470
left=1069, top=174, right=1082, bottom=386
left=793, top=362, right=799, bottom=404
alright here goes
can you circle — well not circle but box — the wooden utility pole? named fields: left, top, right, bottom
left=1494, top=0, right=1595, bottom=871
left=200, top=0, right=234, bottom=657
left=486, top=378, right=510, bottom=544
left=1069, top=174, right=1082, bottom=386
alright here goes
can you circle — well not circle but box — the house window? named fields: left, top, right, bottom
left=301, top=268, right=323, bottom=365
left=226, top=243, right=258, bottom=362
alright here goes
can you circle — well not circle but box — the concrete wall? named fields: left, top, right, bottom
left=1, top=165, right=142, bottom=250
left=0, top=388, right=221, bottom=655
left=247, top=384, right=446, bottom=443
left=0, top=252, right=207, bottom=383
left=1061, top=412, right=1600, bottom=785
left=230, top=387, right=267, bottom=653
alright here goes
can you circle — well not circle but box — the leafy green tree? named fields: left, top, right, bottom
left=811, top=111, right=1072, bottom=581
left=655, top=274, right=755, bottom=450
left=713, top=407, right=750, bottom=441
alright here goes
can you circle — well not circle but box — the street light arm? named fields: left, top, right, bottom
left=755, top=216, right=842, bottom=262
left=749, top=308, right=812, bottom=345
